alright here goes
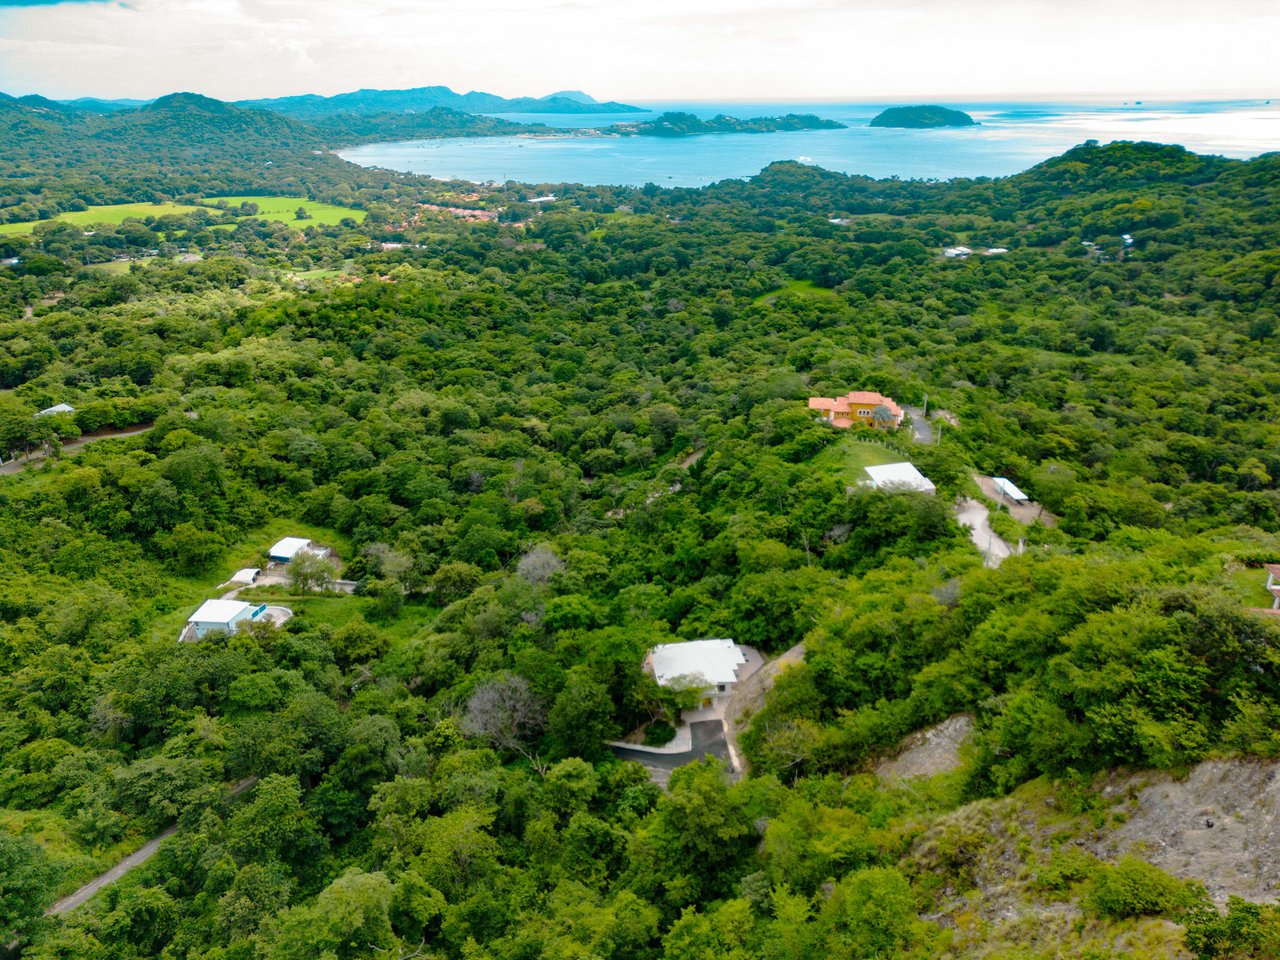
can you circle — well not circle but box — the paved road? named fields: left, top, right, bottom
left=902, top=405, right=934, bottom=444
left=611, top=720, right=729, bottom=786
left=44, top=777, right=258, bottom=917
left=0, top=423, right=155, bottom=475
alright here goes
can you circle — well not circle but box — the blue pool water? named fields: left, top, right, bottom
left=339, top=99, right=1280, bottom=187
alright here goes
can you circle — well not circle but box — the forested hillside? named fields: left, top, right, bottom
left=2, top=134, right=1280, bottom=959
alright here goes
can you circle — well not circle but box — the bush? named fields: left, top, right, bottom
left=644, top=720, right=676, bottom=746
left=1084, top=855, right=1199, bottom=919
left=1031, top=847, right=1101, bottom=896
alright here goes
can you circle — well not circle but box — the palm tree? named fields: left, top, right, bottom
left=871, top=404, right=896, bottom=430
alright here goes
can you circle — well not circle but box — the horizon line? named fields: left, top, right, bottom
left=7, top=86, right=1277, bottom=106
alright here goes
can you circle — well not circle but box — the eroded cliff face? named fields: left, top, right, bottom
left=866, top=718, right=1278, bottom=957
left=1089, top=759, right=1280, bottom=906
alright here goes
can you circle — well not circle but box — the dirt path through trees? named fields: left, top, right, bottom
left=0, top=423, right=156, bottom=475
left=44, top=777, right=258, bottom=918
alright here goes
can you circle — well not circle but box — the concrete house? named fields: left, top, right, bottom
left=646, top=638, right=748, bottom=699
left=808, top=391, right=904, bottom=430
left=184, top=599, right=266, bottom=641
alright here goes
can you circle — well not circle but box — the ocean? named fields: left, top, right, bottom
left=338, top=99, right=1280, bottom=187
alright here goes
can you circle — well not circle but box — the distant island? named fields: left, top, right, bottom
left=869, top=105, right=978, bottom=129
left=608, top=112, right=846, bottom=137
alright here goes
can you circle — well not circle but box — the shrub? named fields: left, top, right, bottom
left=1084, top=855, right=1199, bottom=919
left=644, top=720, right=676, bottom=746
left=1031, top=847, right=1101, bottom=896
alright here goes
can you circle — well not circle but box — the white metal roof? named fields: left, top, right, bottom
left=992, top=477, right=1029, bottom=501
left=35, top=403, right=75, bottom=417
left=189, top=599, right=251, bottom=624
left=228, top=568, right=260, bottom=584
left=864, top=462, right=937, bottom=494
left=649, top=639, right=746, bottom=687
left=269, top=537, right=312, bottom=560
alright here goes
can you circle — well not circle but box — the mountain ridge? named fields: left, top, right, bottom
left=237, top=84, right=643, bottom=117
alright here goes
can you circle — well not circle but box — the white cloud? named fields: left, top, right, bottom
left=0, top=0, right=1276, bottom=100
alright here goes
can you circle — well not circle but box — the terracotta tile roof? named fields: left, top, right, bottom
left=808, top=391, right=903, bottom=418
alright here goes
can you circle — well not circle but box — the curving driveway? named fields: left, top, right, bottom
left=610, top=720, right=730, bottom=786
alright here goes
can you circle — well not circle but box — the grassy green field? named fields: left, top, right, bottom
left=0, top=202, right=206, bottom=237
left=84, top=257, right=157, bottom=275
left=202, top=196, right=366, bottom=226
left=808, top=435, right=905, bottom=486
left=754, top=278, right=841, bottom=303
left=1224, top=565, right=1278, bottom=609
left=291, top=265, right=348, bottom=281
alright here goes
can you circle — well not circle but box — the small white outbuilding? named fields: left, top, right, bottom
left=864, top=462, right=937, bottom=495
left=35, top=403, right=75, bottom=418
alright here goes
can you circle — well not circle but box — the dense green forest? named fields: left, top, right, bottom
left=2, top=107, right=1280, bottom=959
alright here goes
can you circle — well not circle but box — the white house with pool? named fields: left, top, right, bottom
left=183, top=599, right=265, bottom=641
left=181, top=598, right=292, bottom=642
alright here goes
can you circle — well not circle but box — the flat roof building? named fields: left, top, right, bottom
left=864, top=462, right=937, bottom=495
left=268, top=537, right=329, bottom=563
left=647, top=638, right=748, bottom=695
left=186, top=599, right=264, bottom=641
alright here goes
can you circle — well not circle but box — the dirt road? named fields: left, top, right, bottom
left=0, top=423, right=155, bottom=475
left=955, top=497, right=1013, bottom=568
left=44, top=777, right=257, bottom=917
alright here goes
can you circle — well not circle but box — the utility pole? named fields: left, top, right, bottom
left=922, top=393, right=928, bottom=418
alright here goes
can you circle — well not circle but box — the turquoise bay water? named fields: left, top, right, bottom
left=339, top=99, right=1280, bottom=187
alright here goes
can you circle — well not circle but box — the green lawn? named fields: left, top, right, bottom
left=1223, top=566, right=1278, bottom=610
left=84, top=257, right=157, bottom=275
left=753, top=279, right=840, bottom=303
left=202, top=196, right=366, bottom=226
left=808, top=436, right=905, bottom=486
left=0, top=202, right=206, bottom=236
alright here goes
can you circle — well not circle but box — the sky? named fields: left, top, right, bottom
left=0, top=0, right=1277, bottom=102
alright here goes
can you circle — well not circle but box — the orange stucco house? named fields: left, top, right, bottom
left=808, top=390, right=904, bottom=429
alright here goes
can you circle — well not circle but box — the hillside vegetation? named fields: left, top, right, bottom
left=0, top=125, right=1279, bottom=959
